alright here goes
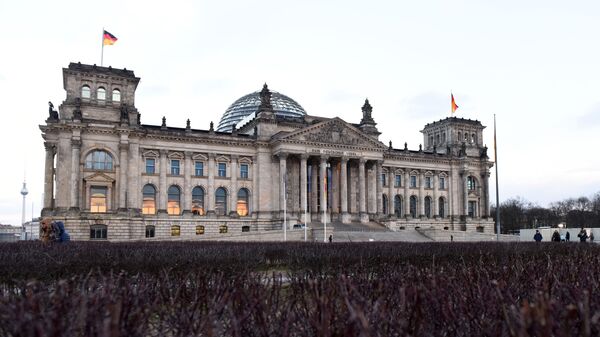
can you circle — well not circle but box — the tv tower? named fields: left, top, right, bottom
left=21, top=179, right=28, bottom=239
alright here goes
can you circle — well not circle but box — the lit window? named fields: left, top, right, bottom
left=467, top=176, right=476, bottom=190
left=237, top=188, right=249, bottom=216
left=145, top=158, right=155, bottom=174
left=219, top=225, right=228, bottom=233
left=145, top=225, right=155, bottom=238
left=215, top=187, right=227, bottom=215
left=112, top=89, right=121, bottom=102
left=240, top=164, right=248, bottom=178
left=218, top=163, right=226, bottom=177
left=439, top=177, right=445, bottom=190
left=97, top=87, right=106, bottom=100
left=192, top=186, right=205, bottom=215
left=196, top=225, right=205, bottom=235
left=195, top=162, right=204, bottom=176
left=90, top=225, right=107, bottom=239
left=425, top=177, right=432, bottom=189
left=410, top=176, right=417, bottom=188
left=171, top=225, right=180, bottom=236
left=167, top=186, right=181, bottom=215
left=81, top=85, right=91, bottom=98
left=171, top=160, right=180, bottom=175
left=90, top=186, right=107, bottom=213
left=395, top=175, right=401, bottom=187
left=142, top=185, right=156, bottom=215
left=85, top=150, right=113, bottom=170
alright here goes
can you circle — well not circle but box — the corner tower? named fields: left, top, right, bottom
left=421, top=117, right=487, bottom=157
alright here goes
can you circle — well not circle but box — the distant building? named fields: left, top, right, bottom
left=40, top=63, right=494, bottom=241
left=22, top=218, right=40, bottom=240
left=0, top=225, right=21, bottom=242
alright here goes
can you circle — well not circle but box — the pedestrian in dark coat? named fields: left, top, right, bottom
left=53, top=221, right=70, bottom=242
left=565, top=231, right=570, bottom=241
left=551, top=230, right=561, bottom=242
left=578, top=228, right=588, bottom=242
left=533, top=230, right=543, bottom=242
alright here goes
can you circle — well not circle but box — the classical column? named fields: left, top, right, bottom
left=463, top=173, right=469, bottom=217
left=358, top=158, right=367, bottom=222
left=433, top=171, right=439, bottom=217
left=158, top=149, right=168, bottom=213
left=70, top=139, right=81, bottom=210
left=331, top=160, right=339, bottom=214
left=340, top=157, right=349, bottom=223
left=43, top=142, right=55, bottom=210
left=251, top=157, right=258, bottom=216
left=300, top=154, right=308, bottom=222
left=279, top=153, right=288, bottom=219
left=311, top=160, right=318, bottom=215
left=319, top=156, right=328, bottom=223
left=183, top=151, right=193, bottom=213
left=207, top=153, right=215, bottom=215
left=419, top=170, right=425, bottom=217
left=404, top=171, right=410, bottom=217
left=229, top=155, right=238, bottom=216
left=118, top=142, right=129, bottom=210
left=388, top=167, right=394, bottom=217
left=483, top=171, right=490, bottom=218
left=55, top=137, right=71, bottom=209
left=376, top=161, right=383, bottom=216
left=127, top=141, right=140, bottom=210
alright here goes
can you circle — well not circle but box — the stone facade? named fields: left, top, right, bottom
left=40, top=63, right=494, bottom=241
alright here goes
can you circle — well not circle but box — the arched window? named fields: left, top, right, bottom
left=112, top=89, right=121, bottom=102
left=85, top=150, right=113, bottom=170
left=424, top=196, right=432, bottom=218
left=410, top=196, right=418, bottom=218
left=170, top=225, right=180, bottom=236
left=457, top=132, right=462, bottom=142
left=436, top=134, right=440, bottom=145
left=215, top=187, right=227, bottom=215
left=97, top=87, right=106, bottom=100
left=394, top=195, right=402, bottom=217
left=471, top=133, right=476, bottom=144
left=442, top=132, right=446, bottom=143
left=237, top=188, right=249, bottom=216
left=439, top=197, right=445, bottom=218
left=167, top=186, right=181, bottom=215
left=467, top=176, right=477, bottom=191
left=382, top=194, right=388, bottom=215
left=142, top=185, right=156, bottom=215
left=81, top=85, right=91, bottom=99
left=192, top=186, right=205, bottom=215
left=145, top=225, right=155, bottom=238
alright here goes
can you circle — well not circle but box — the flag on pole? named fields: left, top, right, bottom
left=103, top=30, right=118, bottom=45
left=451, top=93, right=459, bottom=114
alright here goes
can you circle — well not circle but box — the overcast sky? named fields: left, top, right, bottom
left=1, top=0, right=599, bottom=226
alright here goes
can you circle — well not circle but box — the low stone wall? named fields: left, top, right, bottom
left=384, top=217, right=495, bottom=234
left=418, top=228, right=519, bottom=242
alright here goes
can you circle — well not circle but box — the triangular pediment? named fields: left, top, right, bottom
left=83, top=172, right=115, bottom=182
left=276, top=118, right=385, bottom=149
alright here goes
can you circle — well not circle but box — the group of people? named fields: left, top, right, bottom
left=40, top=218, right=70, bottom=243
left=535, top=228, right=594, bottom=243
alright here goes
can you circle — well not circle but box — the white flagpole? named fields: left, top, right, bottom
left=304, top=169, right=308, bottom=242
left=494, top=114, right=501, bottom=241
left=101, top=28, right=104, bottom=66
left=284, top=173, right=287, bottom=242
left=323, top=174, right=327, bottom=243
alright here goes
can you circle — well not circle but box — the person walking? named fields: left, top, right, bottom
left=328, top=234, right=332, bottom=243
left=589, top=231, right=594, bottom=243
left=565, top=231, right=570, bottom=241
left=533, top=230, right=543, bottom=242
left=551, top=230, right=561, bottom=242
left=577, top=228, right=588, bottom=242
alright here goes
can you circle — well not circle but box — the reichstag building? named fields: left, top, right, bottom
left=40, top=63, right=494, bottom=240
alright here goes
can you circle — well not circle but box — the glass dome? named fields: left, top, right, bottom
left=217, top=90, right=307, bottom=132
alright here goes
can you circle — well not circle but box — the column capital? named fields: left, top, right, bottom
left=159, top=149, right=168, bottom=156
left=44, top=142, right=56, bottom=151
left=184, top=151, right=193, bottom=158
left=118, top=142, right=129, bottom=152
left=278, top=152, right=288, bottom=160
left=341, top=156, right=349, bottom=163
left=208, top=152, right=216, bottom=159
left=300, top=153, right=310, bottom=160
left=320, top=155, right=329, bottom=163
left=231, top=154, right=239, bottom=161
left=71, top=139, right=82, bottom=149
left=359, top=157, right=366, bottom=165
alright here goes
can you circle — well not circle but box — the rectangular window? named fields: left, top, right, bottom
left=145, top=158, right=155, bottom=174
left=382, top=173, right=387, bottom=186
left=425, top=177, right=432, bottom=189
left=171, top=160, right=180, bottom=175
left=240, top=164, right=249, bottom=178
left=90, top=186, right=107, bottom=213
left=90, top=226, right=107, bottom=239
left=395, top=175, right=401, bottom=187
left=410, top=176, right=417, bottom=188
left=468, top=201, right=477, bottom=217
left=218, top=163, right=226, bottom=177
left=439, top=177, right=445, bottom=189
left=195, top=161, right=204, bottom=176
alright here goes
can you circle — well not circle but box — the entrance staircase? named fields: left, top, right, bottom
left=309, top=221, right=433, bottom=242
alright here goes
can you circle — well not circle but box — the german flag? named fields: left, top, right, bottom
left=103, top=30, right=118, bottom=46
left=451, top=93, right=459, bottom=114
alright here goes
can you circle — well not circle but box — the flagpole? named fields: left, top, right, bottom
left=101, top=28, right=104, bottom=66
left=494, top=114, right=501, bottom=240
left=323, top=174, right=327, bottom=243
left=284, top=174, right=287, bottom=242
left=304, top=170, right=308, bottom=242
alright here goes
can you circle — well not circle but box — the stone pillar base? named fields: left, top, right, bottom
left=341, top=212, right=351, bottom=224
left=360, top=212, right=369, bottom=223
